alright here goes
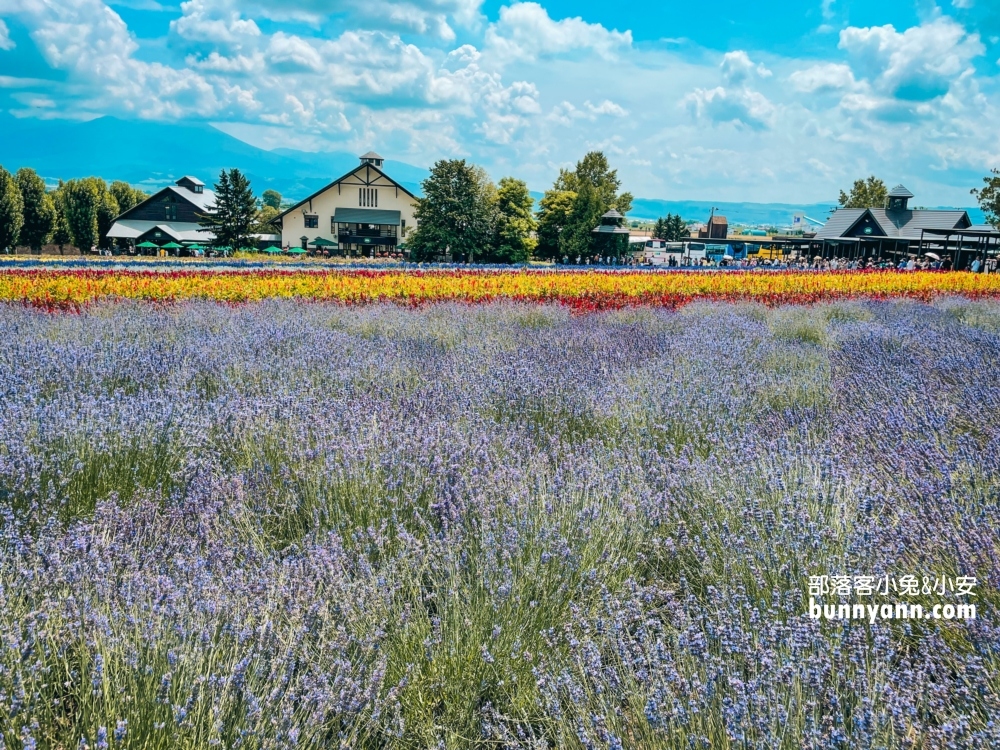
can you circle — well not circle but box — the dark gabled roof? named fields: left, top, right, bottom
left=888, top=184, right=914, bottom=198
left=813, top=208, right=867, bottom=239
left=814, top=207, right=971, bottom=240
left=179, top=175, right=205, bottom=187
left=275, top=162, right=418, bottom=223
left=112, top=184, right=216, bottom=222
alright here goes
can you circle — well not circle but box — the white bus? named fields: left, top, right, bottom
left=629, top=239, right=708, bottom=267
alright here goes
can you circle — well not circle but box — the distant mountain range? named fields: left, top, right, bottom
left=0, top=114, right=986, bottom=227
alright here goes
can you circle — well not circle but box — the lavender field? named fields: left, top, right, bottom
left=0, top=299, right=998, bottom=749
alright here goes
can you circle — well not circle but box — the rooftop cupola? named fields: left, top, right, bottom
left=888, top=184, right=914, bottom=211
left=360, top=151, right=384, bottom=168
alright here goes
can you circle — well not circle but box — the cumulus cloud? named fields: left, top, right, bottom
left=176, top=0, right=484, bottom=42
left=171, top=0, right=261, bottom=45
left=485, top=2, right=631, bottom=62
left=720, top=51, right=771, bottom=84
left=684, top=86, right=776, bottom=130
left=839, top=17, right=984, bottom=100
left=790, top=63, right=858, bottom=93
left=0, top=19, right=15, bottom=50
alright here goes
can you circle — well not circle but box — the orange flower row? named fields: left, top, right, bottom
left=2, top=268, right=1000, bottom=311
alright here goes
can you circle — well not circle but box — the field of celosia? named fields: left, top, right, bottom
left=3, top=268, right=1000, bottom=310
left=1, top=297, right=998, bottom=749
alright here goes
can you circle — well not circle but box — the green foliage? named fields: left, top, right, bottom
left=408, top=159, right=497, bottom=263
left=251, top=205, right=281, bottom=234
left=538, top=152, right=632, bottom=260
left=971, top=168, right=1000, bottom=229
left=0, top=165, right=24, bottom=251
left=652, top=213, right=688, bottom=241
left=201, top=168, right=259, bottom=251
left=554, top=151, right=633, bottom=215
left=489, top=177, right=536, bottom=264
left=839, top=176, right=888, bottom=209
left=261, top=189, right=282, bottom=210
left=50, top=182, right=73, bottom=247
left=534, top=189, right=576, bottom=261
left=15, top=168, right=55, bottom=252
left=62, top=179, right=101, bottom=252
left=109, top=181, right=147, bottom=215
left=559, top=180, right=605, bottom=260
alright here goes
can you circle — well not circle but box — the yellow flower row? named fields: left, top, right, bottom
left=3, top=269, right=1000, bottom=310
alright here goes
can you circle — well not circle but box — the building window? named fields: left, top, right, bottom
left=401, top=219, right=406, bottom=236
left=304, top=215, right=319, bottom=229
left=358, top=188, right=379, bottom=207
left=165, top=205, right=176, bottom=221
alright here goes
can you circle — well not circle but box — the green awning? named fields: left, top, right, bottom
left=136, top=241, right=159, bottom=248
left=311, top=237, right=337, bottom=247
left=332, top=208, right=401, bottom=226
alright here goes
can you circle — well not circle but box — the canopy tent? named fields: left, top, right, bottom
left=286, top=247, right=307, bottom=255
left=262, top=247, right=282, bottom=254
left=311, top=237, right=337, bottom=247
left=162, top=242, right=184, bottom=250
left=136, top=241, right=159, bottom=248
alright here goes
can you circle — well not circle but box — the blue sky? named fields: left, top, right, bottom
left=1, top=0, right=998, bottom=205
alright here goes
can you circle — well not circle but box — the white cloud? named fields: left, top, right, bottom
left=720, top=51, right=771, bottom=84
left=839, top=17, right=984, bottom=99
left=585, top=99, right=628, bottom=117
left=171, top=0, right=261, bottom=45
left=0, top=19, right=15, bottom=50
left=484, top=2, right=631, bottom=63
left=684, top=86, right=776, bottom=130
left=790, top=63, right=858, bottom=93
left=952, top=0, right=973, bottom=8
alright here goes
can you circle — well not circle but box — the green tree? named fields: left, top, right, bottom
left=652, top=216, right=669, bottom=240
left=50, top=182, right=72, bottom=248
left=109, top=181, right=147, bottom=215
left=63, top=179, right=101, bottom=252
left=489, top=177, right=536, bottom=264
left=89, top=179, right=120, bottom=250
left=534, top=189, right=576, bottom=261
left=201, top=169, right=259, bottom=252
left=15, top=169, right=56, bottom=252
left=0, top=166, right=24, bottom=252
left=261, top=189, right=282, bottom=210
left=669, top=214, right=687, bottom=241
left=555, top=152, right=633, bottom=215
left=559, top=180, right=605, bottom=261
left=839, top=176, right=888, bottom=209
left=408, top=159, right=497, bottom=263
left=251, top=205, right=281, bottom=234
left=971, top=168, right=1000, bottom=229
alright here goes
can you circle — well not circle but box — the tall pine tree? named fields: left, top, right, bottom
left=201, top=169, right=258, bottom=252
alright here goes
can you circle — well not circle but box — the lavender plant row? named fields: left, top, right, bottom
left=0, top=299, right=997, bottom=749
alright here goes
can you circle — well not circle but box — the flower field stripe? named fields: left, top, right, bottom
left=2, top=269, right=1000, bottom=309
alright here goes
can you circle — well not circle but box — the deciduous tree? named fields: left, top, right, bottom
left=63, top=179, right=101, bottom=252
left=0, top=166, right=24, bottom=252
left=16, top=168, right=55, bottom=252
left=261, top=189, right=282, bottom=210
left=971, top=168, right=1000, bottom=229
left=408, top=159, right=497, bottom=263
left=839, top=176, right=888, bottom=209
left=559, top=181, right=605, bottom=261
left=534, top=190, right=576, bottom=261
left=489, top=177, right=536, bottom=264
